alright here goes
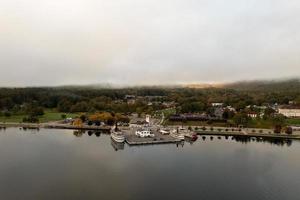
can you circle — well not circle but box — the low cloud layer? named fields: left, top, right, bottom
left=0, top=0, right=299, bottom=86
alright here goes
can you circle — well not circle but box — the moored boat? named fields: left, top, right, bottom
left=111, top=124, right=125, bottom=143
left=184, top=133, right=198, bottom=141
left=170, top=129, right=185, bottom=140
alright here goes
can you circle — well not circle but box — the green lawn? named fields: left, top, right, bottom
left=164, top=120, right=227, bottom=127
left=286, top=118, right=300, bottom=125
left=247, top=119, right=274, bottom=129
left=0, top=112, right=79, bottom=123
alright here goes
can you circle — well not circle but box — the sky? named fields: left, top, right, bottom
left=0, top=0, right=300, bottom=87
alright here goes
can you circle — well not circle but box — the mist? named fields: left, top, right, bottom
left=0, top=0, right=300, bottom=86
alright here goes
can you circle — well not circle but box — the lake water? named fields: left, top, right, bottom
left=0, top=128, right=299, bottom=200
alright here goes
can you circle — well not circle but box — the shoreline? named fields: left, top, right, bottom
left=1, top=122, right=300, bottom=141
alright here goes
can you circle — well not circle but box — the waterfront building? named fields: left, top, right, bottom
left=278, top=106, right=300, bottom=117
left=135, top=128, right=154, bottom=138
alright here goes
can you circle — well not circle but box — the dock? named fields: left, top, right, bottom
left=123, top=128, right=180, bottom=145
left=0, top=122, right=111, bottom=132
left=43, top=124, right=111, bottom=132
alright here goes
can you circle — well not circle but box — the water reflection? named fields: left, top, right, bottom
left=200, top=135, right=293, bottom=147
left=73, top=130, right=107, bottom=137
left=176, top=141, right=185, bottom=148
left=111, top=139, right=125, bottom=151
left=232, top=135, right=293, bottom=147
left=0, top=128, right=299, bottom=200
left=1, top=128, right=294, bottom=148
left=184, top=138, right=195, bottom=145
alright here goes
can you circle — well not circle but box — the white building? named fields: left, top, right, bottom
left=135, top=129, right=154, bottom=138
left=212, top=103, right=223, bottom=107
left=278, top=108, right=300, bottom=117
left=247, top=112, right=258, bottom=118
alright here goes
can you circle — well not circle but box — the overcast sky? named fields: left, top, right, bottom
left=0, top=0, right=299, bottom=86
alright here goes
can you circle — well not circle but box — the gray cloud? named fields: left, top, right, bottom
left=0, top=0, right=299, bottom=86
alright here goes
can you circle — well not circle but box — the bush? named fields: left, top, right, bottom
left=285, top=127, right=293, bottom=135
left=23, top=115, right=39, bottom=123
left=95, top=120, right=101, bottom=126
left=80, top=115, right=87, bottom=122
left=274, top=125, right=282, bottom=134
left=4, top=111, right=11, bottom=117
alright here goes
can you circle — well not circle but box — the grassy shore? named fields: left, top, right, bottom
left=164, top=118, right=300, bottom=128
left=163, top=120, right=228, bottom=127
left=0, top=112, right=79, bottom=123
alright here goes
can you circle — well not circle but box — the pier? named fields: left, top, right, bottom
left=123, top=128, right=180, bottom=145
left=0, top=122, right=111, bottom=132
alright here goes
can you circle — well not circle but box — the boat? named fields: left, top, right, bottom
left=111, top=124, right=125, bottom=143
left=184, top=133, right=198, bottom=141
left=159, top=129, right=170, bottom=135
left=170, top=129, right=185, bottom=140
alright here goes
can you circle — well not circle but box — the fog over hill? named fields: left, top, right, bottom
left=1, top=0, right=300, bottom=86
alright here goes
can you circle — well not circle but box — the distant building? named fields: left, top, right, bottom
left=162, top=101, right=176, bottom=108
left=247, top=112, right=258, bottom=118
left=145, top=115, right=151, bottom=124
left=124, top=95, right=136, bottom=105
left=212, top=103, right=223, bottom=107
left=125, top=95, right=135, bottom=99
left=290, top=126, right=300, bottom=131
left=129, top=120, right=148, bottom=128
left=278, top=106, right=300, bottom=117
left=225, top=106, right=236, bottom=113
left=214, top=107, right=224, bottom=118
left=129, top=115, right=151, bottom=128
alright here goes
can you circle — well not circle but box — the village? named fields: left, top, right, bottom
left=2, top=97, right=300, bottom=149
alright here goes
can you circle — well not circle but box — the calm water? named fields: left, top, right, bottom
left=0, top=128, right=299, bottom=200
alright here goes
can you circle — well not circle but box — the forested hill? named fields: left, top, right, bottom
left=223, top=79, right=300, bottom=92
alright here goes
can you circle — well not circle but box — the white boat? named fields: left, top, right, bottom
left=159, top=129, right=170, bottom=135
left=170, top=129, right=185, bottom=140
left=111, top=126, right=125, bottom=143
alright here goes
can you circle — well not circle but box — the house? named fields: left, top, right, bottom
left=212, top=103, right=223, bottom=107
left=290, top=126, right=300, bottom=131
left=169, top=113, right=210, bottom=121
left=278, top=106, right=300, bottom=117
left=162, top=101, right=176, bottom=108
left=247, top=112, right=258, bottom=118
left=225, top=106, right=236, bottom=112
left=129, top=120, right=148, bottom=128
left=124, top=95, right=136, bottom=105
left=214, top=107, right=224, bottom=119
left=129, top=115, right=151, bottom=128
